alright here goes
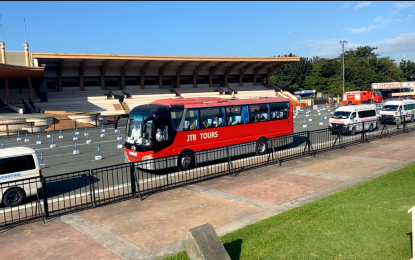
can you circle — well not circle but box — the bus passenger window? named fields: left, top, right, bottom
left=184, top=109, right=199, bottom=131
left=155, top=125, right=169, bottom=142
left=226, top=106, right=249, bottom=125
left=199, top=107, right=225, bottom=128
left=249, top=104, right=269, bottom=123
left=270, top=102, right=289, bottom=120
left=170, top=110, right=183, bottom=131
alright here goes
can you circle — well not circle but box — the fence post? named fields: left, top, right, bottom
left=6, top=124, right=9, bottom=137
left=95, top=114, right=98, bottom=128
left=130, top=162, right=137, bottom=198
left=307, top=131, right=311, bottom=155
left=31, top=122, right=34, bottom=134
left=41, top=176, right=50, bottom=218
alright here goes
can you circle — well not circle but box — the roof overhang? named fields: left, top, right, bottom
left=31, top=52, right=301, bottom=63
left=0, top=63, right=45, bottom=79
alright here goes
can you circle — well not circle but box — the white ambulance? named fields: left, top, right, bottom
left=379, top=99, right=415, bottom=124
left=328, top=104, right=378, bottom=135
left=0, top=147, right=42, bottom=207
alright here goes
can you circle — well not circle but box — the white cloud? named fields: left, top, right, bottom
left=348, top=25, right=382, bottom=34
left=339, top=3, right=350, bottom=8
left=374, top=16, right=383, bottom=22
left=302, top=31, right=415, bottom=59
left=354, top=1, right=371, bottom=9
left=393, top=1, right=415, bottom=9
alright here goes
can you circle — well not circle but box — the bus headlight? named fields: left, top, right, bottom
left=142, top=154, right=153, bottom=160
left=131, top=145, right=136, bottom=151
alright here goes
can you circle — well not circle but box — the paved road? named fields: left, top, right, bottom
left=0, top=108, right=399, bottom=177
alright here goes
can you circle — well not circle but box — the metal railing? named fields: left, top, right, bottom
left=0, top=117, right=413, bottom=229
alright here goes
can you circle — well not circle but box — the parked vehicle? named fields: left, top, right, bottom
left=115, top=97, right=294, bottom=170
left=0, top=147, right=42, bottom=207
left=329, top=104, right=378, bottom=135
left=379, top=99, right=415, bottom=124
left=342, top=91, right=383, bottom=105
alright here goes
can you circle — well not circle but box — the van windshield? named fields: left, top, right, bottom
left=331, top=111, right=351, bottom=119
left=381, top=105, right=399, bottom=111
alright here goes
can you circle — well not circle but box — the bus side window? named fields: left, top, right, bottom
left=155, top=123, right=169, bottom=142
left=226, top=106, right=249, bottom=125
left=249, top=104, right=269, bottom=123
left=199, top=107, right=225, bottom=128
left=411, top=104, right=415, bottom=110
left=270, top=102, right=289, bottom=120
left=170, top=110, right=183, bottom=132
left=184, top=109, right=199, bottom=131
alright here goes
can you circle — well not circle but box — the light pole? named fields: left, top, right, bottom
left=340, top=40, right=347, bottom=95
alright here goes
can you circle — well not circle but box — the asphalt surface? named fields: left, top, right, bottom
left=0, top=107, right=396, bottom=177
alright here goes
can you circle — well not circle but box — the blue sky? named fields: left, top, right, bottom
left=1, top=1, right=414, bottom=62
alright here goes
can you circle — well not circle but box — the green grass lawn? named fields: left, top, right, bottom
left=164, top=163, right=415, bottom=260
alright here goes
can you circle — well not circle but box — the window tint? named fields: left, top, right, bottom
left=0, top=155, right=36, bottom=175
left=249, top=104, right=269, bottom=123
left=183, top=109, right=199, bottom=131
left=226, top=106, right=249, bottom=126
left=404, top=104, right=411, bottom=110
left=411, top=104, right=415, bottom=110
left=357, top=110, right=376, bottom=118
left=200, top=107, right=225, bottom=128
left=170, top=110, right=183, bottom=132
left=155, top=122, right=169, bottom=142
left=270, top=102, right=289, bottom=120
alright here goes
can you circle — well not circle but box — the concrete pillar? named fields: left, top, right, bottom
left=0, top=42, right=5, bottom=64
left=27, top=78, right=33, bottom=102
left=5, top=78, right=10, bottom=104
left=80, top=74, right=85, bottom=91
left=24, top=43, right=30, bottom=67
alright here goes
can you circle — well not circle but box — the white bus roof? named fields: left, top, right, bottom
left=336, top=104, right=376, bottom=112
left=0, top=147, right=36, bottom=158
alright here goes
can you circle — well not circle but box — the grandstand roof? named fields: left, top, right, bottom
left=31, top=52, right=300, bottom=77
left=0, top=63, right=44, bottom=79
left=31, top=52, right=300, bottom=62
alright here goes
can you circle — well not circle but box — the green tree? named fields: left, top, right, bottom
left=399, top=59, right=415, bottom=81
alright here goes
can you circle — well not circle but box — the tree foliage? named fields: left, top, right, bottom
left=273, top=46, right=407, bottom=94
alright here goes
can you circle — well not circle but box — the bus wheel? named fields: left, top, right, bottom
left=256, top=138, right=268, bottom=156
left=178, top=151, right=195, bottom=171
left=3, top=187, right=25, bottom=207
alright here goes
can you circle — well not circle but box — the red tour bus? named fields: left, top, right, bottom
left=115, top=97, right=293, bottom=170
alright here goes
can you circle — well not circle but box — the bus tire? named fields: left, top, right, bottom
left=178, top=150, right=195, bottom=171
left=3, top=187, right=25, bottom=207
left=255, top=138, right=268, bottom=156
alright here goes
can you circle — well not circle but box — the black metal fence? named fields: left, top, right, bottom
left=0, top=118, right=413, bottom=229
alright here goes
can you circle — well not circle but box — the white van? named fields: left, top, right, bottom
left=0, top=147, right=42, bottom=207
left=328, top=104, right=378, bottom=135
left=379, top=99, right=415, bottom=124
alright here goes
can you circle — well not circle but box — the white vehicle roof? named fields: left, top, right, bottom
left=335, top=104, right=376, bottom=112
left=384, top=99, right=415, bottom=106
left=0, top=147, right=36, bottom=158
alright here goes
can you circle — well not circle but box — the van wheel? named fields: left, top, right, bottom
left=411, top=115, right=414, bottom=122
left=3, top=187, right=25, bottom=207
left=256, top=138, right=268, bottom=156
left=178, top=151, right=195, bottom=171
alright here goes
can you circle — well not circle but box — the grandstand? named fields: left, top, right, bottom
left=0, top=43, right=300, bottom=115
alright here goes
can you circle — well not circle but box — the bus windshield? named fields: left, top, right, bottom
left=331, top=111, right=351, bottom=119
left=381, top=105, right=399, bottom=111
left=126, top=113, right=153, bottom=146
